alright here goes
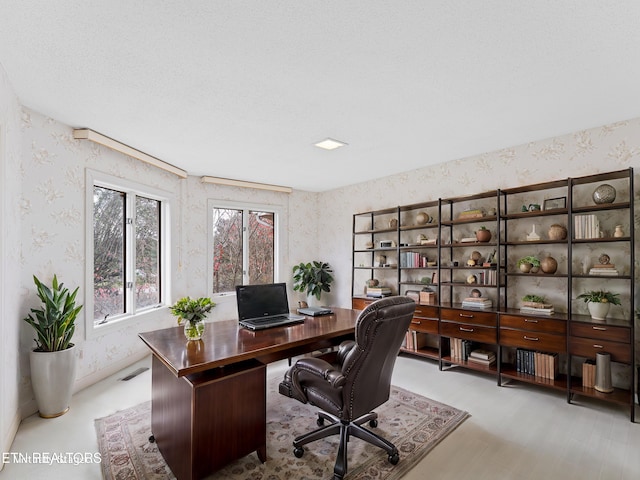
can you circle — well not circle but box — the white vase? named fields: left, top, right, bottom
left=29, top=345, right=77, bottom=418
left=587, top=301, right=610, bottom=321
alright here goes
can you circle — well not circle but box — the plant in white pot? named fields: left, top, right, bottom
left=577, top=290, right=621, bottom=321
left=23, top=274, right=83, bottom=418
left=292, top=261, right=334, bottom=306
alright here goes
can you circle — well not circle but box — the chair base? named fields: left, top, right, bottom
left=292, top=411, right=399, bottom=480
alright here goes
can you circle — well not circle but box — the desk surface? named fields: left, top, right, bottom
left=139, top=307, right=359, bottom=377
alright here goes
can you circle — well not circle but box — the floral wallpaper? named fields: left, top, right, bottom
left=1, top=62, right=639, bottom=437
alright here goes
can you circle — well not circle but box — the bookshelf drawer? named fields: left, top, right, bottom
left=441, top=308, right=496, bottom=327
left=500, top=314, right=566, bottom=334
left=352, top=297, right=374, bottom=311
left=571, top=323, right=630, bottom=343
left=500, top=328, right=567, bottom=353
left=569, top=337, right=631, bottom=363
left=441, top=322, right=496, bottom=343
left=410, top=317, right=438, bottom=334
left=414, top=305, right=439, bottom=319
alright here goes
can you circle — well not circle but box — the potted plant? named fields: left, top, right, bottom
left=292, top=261, right=334, bottom=304
left=170, top=296, right=215, bottom=341
left=22, top=274, right=83, bottom=418
left=516, top=255, right=541, bottom=273
left=475, top=226, right=492, bottom=242
left=577, top=290, right=621, bottom=321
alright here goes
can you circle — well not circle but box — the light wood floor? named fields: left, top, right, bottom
left=3, top=354, right=639, bottom=479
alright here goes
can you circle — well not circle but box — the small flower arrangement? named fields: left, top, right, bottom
left=169, top=296, right=215, bottom=324
left=576, top=290, right=621, bottom=305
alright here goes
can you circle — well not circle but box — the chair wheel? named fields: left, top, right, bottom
left=148, top=435, right=155, bottom=443
left=388, top=452, right=400, bottom=465
left=369, top=419, right=378, bottom=428
left=317, top=417, right=325, bottom=427
left=294, top=447, right=304, bottom=458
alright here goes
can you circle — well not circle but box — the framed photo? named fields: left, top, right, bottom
left=543, top=196, right=566, bottom=210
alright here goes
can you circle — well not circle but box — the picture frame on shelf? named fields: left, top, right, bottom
left=543, top=196, right=566, bottom=210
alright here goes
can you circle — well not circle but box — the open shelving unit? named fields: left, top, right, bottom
left=351, top=168, right=636, bottom=421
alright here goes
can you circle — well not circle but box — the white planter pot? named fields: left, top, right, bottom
left=29, top=345, right=78, bottom=418
left=587, top=301, right=610, bottom=321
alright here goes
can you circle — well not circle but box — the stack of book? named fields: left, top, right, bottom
left=574, top=214, right=600, bottom=239
left=366, top=286, right=392, bottom=298
left=582, top=359, right=596, bottom=388
left=403, top=330, right=428, bottom=352
left=520, top=302, right=554, bottom=316
left=516, top=349, right=559, bottom=379
left=589, top=263, right=618, bottom=276
left=461, top=296, right=492, bottom=309
left=450, top=338, right=474, bottom=361
left=467, top=349, right=496, bottom=367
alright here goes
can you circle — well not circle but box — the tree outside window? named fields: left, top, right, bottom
left=212, top=207, right=275, bottom=294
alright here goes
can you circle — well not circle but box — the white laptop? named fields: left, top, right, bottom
left=236, top=283, right=305, bottom=330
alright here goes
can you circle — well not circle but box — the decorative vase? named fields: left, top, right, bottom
left=587, top=301, right=610, bottom=321
left=475, top=228, right=491, bottom=242
left=184, top=319, right=205, bottom=341
left=614, top=225, right=624, bottom=237
left=548, top=224, right=567, bottom=241
left=592, top=184, right=616, bottom=204
left=29, top=345, right=78, bottom=418
left=365, top=278, right=379, bottom=288
left=519, top=263, right=532, bottom=273
left=540, top=256, right=558, bottom=274
left=416, top=212, right=430, bottom=225
left=595, top=352, right=614, bottom=393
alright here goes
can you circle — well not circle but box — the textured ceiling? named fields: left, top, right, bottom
left=1, top=1, right=639, bottom=192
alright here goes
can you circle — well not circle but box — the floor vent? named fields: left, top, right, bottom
left=120, top=367, right=149, bottom=381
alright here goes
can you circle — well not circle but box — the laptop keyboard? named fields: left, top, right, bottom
left=250, top=315, right=290, bottom=324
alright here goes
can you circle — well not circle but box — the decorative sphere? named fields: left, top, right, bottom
left=540, top=256, right=558, bottom=274
left=416, top=212, right=430, bottom=225
left=592, top=184, right=616, bottom=204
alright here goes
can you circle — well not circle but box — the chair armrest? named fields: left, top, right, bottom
left=337, top=340, right=356, bottom=366
left=295, top=357, right=346, bottom=388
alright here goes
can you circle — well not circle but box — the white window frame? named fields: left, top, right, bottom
left=207, top=199, right=284, bottom=302
left=85, top=169, right=172, bottom=339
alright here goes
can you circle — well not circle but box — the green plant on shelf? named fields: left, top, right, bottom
left=516, top=256, right=540, bottom=268
left=522, top=294, right=546, bottom=303
left=576, top=290, right=621, bottom=305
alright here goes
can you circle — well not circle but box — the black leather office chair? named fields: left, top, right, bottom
left=278, top=296, right=416, bottom=480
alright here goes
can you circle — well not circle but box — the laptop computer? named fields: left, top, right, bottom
left=236, top=283, right=305, bottom=330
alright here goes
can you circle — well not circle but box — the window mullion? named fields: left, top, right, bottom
left=242, top=209, right=250, bottom=285
left=125, top=193, right=136, bottom=314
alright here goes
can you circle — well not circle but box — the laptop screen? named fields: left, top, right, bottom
left=235, top=283, right=290, bottom=321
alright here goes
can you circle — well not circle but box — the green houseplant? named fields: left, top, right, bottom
left=577, top=290, right=621, bottom=320
left=170, top=296, right=215, bottom=340
left=23, top=274, right=83, bottom=418
left=292, top=261, right=334, bottom=302
left=516, top=255, right=540, bottom=273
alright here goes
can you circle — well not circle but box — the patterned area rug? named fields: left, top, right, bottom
left=95, top=378, right=469, bottom=480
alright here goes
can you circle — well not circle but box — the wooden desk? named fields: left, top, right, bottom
left=139, top=308, right=358, bottom=480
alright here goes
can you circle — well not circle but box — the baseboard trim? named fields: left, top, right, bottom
left=73, top=350, right=150, bottom=393
left=1, top=408, right=22, bottom=469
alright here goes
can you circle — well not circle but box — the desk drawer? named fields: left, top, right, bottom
left=569, top=337, right=631, bottom=363
left=571, top=323, right=630, bottom=343
left=441, top=308, right=496, bottom=327
left=440, top=321, right=496, bottom=343
left=500, top=314, right=566, bottom=334
left=410, top=317, right=438, bottom=334
left=500, top=328, right=566, bottom=353
left=414, top=305, right=439, bottom=319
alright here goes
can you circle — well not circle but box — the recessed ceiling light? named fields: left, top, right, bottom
left=314, top=138, right=348, bottom=150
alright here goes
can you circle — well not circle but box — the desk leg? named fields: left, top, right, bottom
left=151, top=356, right=266, bottom=480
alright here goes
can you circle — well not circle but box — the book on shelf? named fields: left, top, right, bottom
left=469, top=349, right=496, bottom=361
left=520, top=306, right=555, bottom=315
left=462, top=297, right=492, bottom=309
left=574, top=214, right=600, bottom=240
left=366, top=287, right=392, bottom=298
left=467, top=356, right=495, bottom=366
left=450, top=338, right=474, bottom=361
left=515, top=349, right=558, bottom=379
left=582, top=359, right=596, bottom=388
left=589, top=267, right=619, bottom=276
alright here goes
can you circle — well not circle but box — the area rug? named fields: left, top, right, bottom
left=95, top=378, right=469, bottom=480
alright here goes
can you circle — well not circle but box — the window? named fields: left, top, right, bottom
left=87, top=171, right=171, bottom=332
left=209, top=201, right=280, bottom=295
